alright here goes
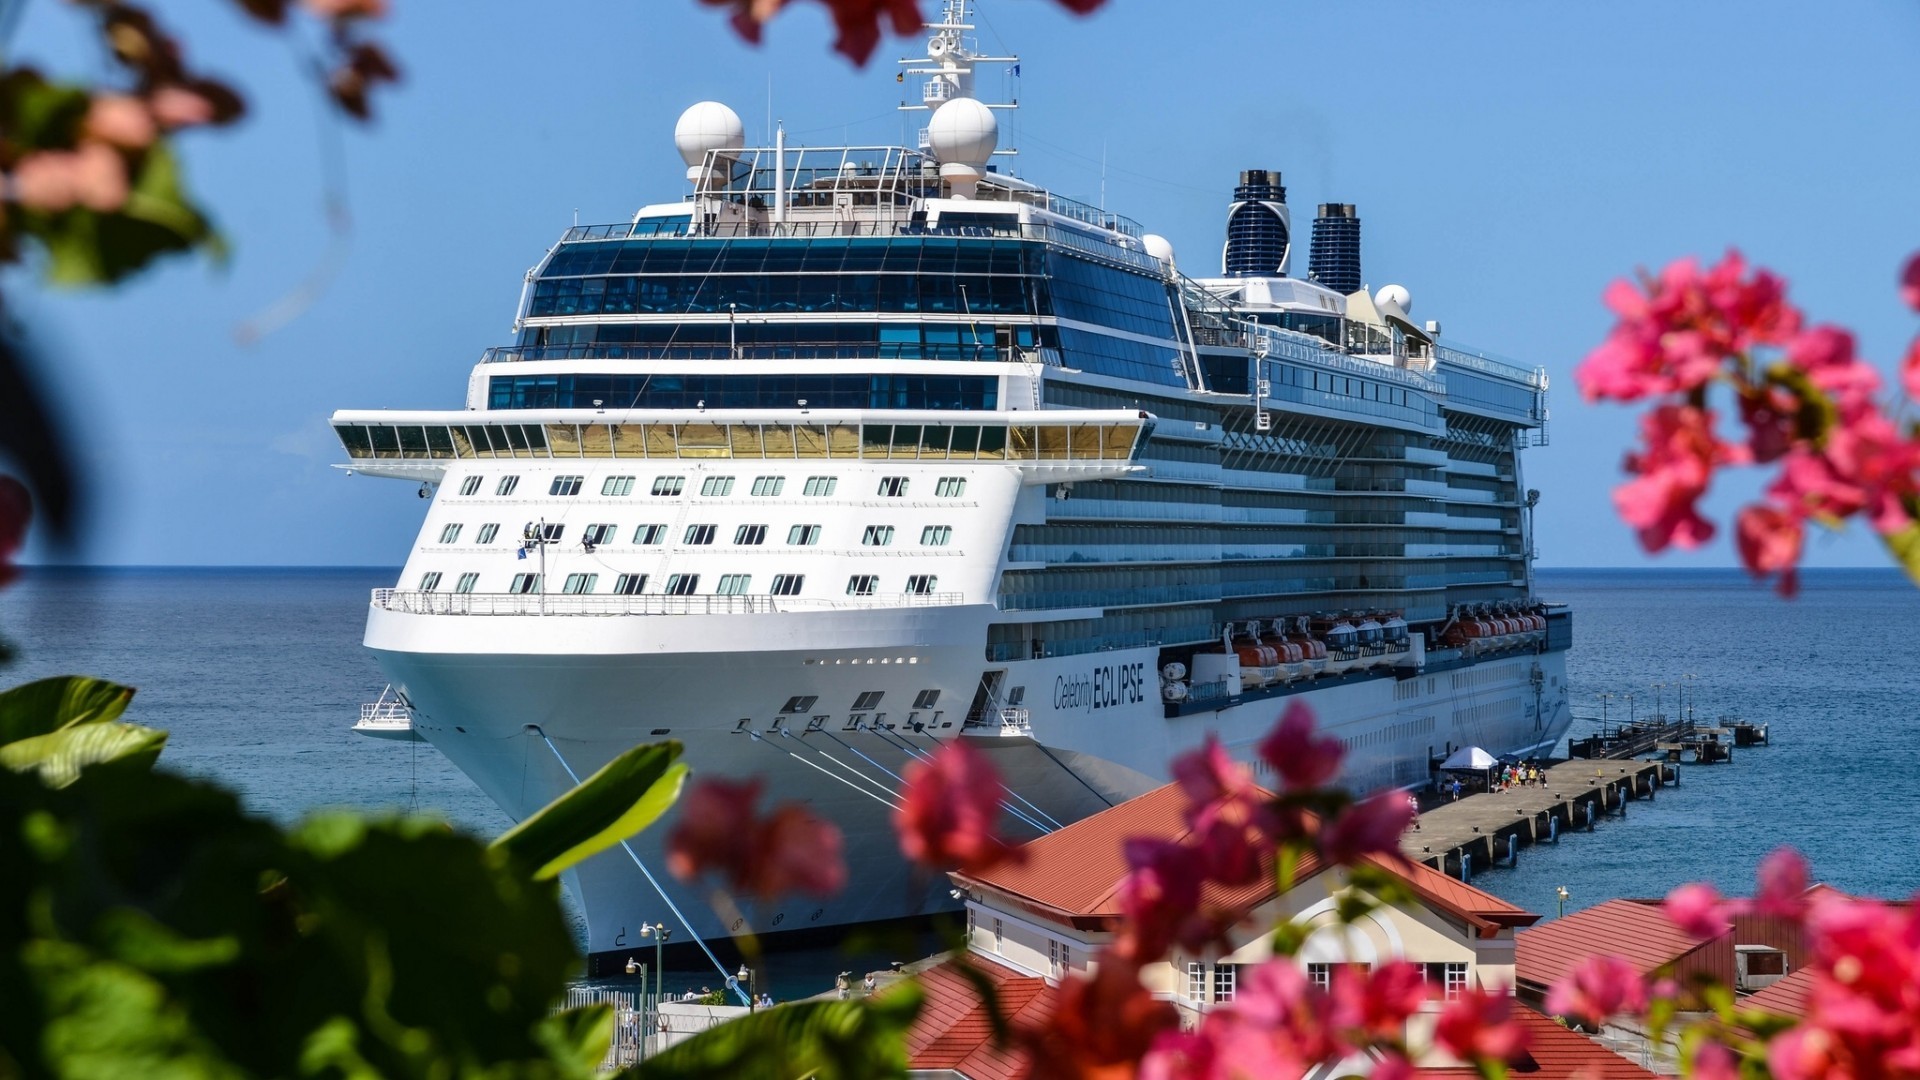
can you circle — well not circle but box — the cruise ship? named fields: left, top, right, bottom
left=333, top=1, right=1573, bottom=965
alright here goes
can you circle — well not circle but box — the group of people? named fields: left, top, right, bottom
left=1440, top=761, right=1548, bottom=801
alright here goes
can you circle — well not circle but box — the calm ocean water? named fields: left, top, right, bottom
left=4, top=565, right=1917, bottom=978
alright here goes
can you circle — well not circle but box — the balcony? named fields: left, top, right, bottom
left=370, top=588, right=964, bottom=616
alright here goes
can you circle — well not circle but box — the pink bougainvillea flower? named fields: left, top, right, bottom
left=1318, top=791, right=1413, bottom=866
left=1753, top=847, right=1811, bottom=921
left=1787, top=325, right=1879, bottom=411
left=1736, top=503, right=1804, bottom=597
left=1257, top=700, right=1344, bottom=790
left=1901, top=252, right=1920, bottom=312
left=1692, top=1040, right=1741, bottom=1080
left=149, top=85, right=218, bottom=129
left=302, top=0, right=388, bottom=17
left=83, top=94, right=157, bottom=150
left=1663, top=881, right=1736, bottom=939
left=1329, top=961, right=1430, bottom=1043
left=1172, top=735, right=1258, bottom=809
left=1370, top=1050, right=1416, bottom=1080
left=666, top=776, right=845, bottom=900
left=893, top=739, right=1020, bottom=874
left=1434, top=984, right=1528, bottom=1062
left=1115, top=837, right=1227, bottom=963
left=1767, top=1024, right=1839, bottom=1080
left=1022, top=951, right=1180, bottom=1078
left=1614, top=404, right=1747, bottom=552
left=0, top=476, right=29, bottom=590
left=1902, top=335, right=1920, bottom=402
left=1545, top=954, right=1649, bottom=1027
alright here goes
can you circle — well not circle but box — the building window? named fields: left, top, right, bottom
left=509, top=573, right=542, bottom=594
left=780, top=695, right=818, bottom=714
left=716, top=574, right=752, bottom=595
left=913, top=689, right=941, bottom=709
left=1422, top=963, right=1470, bottom=1000
left=419, top=571, right=442, bottom=592
left=700, top=476, right=735, bottom=497
left=770, top=574, right=805, bottom=596
left=1060, top=942, right=1071, bottom=970
left=803, top=476, right=838, bottom=497
left=936, top=476, right=967, bottom=497
left=635, top=524, right=668, bottom=545
left=861, top=525, right=895, bottom=546
left=496, top=475, right=520, bottom=496
left=664, top=574, right=699, bottom=596
left=1049, top=939, right=1061, bottom=974
left=455, top=572, right=479, bottom=594
left=920, top=525, right=952, bottom=546
left=562, top=573, right=598, bottom=594
left=751, top=476, right=785, bottom=496
left=1213, top=963, right=1237, bottom=1003
left=1307, top=963, right=1370, bottom=991
left=684, top=524, right=718, bottom=545
left=993, top=918, right=1003, bottom=954
left=1187, top=963, right=1207, bottom=1002
left=602, top=475, right=635, bottom=496
left=652, top=476, right=685, bottom=496
left=551, top=475, right=584, bottom=496
left=530, top=523, right=564, bottom=542
left=905, top=575, right=938, bottom=595
left=613, top=573, right=647, bottom=594
left=846, top=575, right=878, bottom=597
left=459, top=475, right=483, bottom=496
left=438, top=523, right=463, bottom=544
left=877, top=476, right=909, bottom=497
left=477, top=523, right=500, bottom=544
left=734, top=524, right=768, bottom=546
left=583, top=523, right=617, bottom=547
left=852, top=690, right=885, bottom=710
left=787, top=524, right=821, bottom=546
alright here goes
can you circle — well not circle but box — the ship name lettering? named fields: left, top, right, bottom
left=1056, top=662, right=1146, bottom=713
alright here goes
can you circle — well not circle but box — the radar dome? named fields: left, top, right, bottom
left=1375, top=284, right=1411, bottom=314
left=674, top=101, right=745, bottom=168
left=926, top=97, right=997, bottom=168
left=1142, top=234, right=1177, bottom=269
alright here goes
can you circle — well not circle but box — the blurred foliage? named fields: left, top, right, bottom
left=635, top=986, right=924, bottom=1080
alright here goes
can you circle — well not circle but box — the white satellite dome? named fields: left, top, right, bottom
left=1375, top=283, right=1412, bottom=314
left=925, top=97, right=997, bottom=168
left=1142, top=233, right=1177, bottom=270
left=674, top=101, right=745, bottom=168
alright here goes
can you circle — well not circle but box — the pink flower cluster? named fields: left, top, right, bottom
left=664, top=776, right=846, bottom=900
left=1577, top=250, right=1920, bottom=595
left=893, top=739, right=1023, bottom=874
left=706, top=0, right=1105, bottom=65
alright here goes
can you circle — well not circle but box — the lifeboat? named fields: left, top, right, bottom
left=1355, top=614, right=1384, bottom=648
left=1284, top=617, right=1330, bottom=677
left=1259, top=620, right=1307, bottom=682
left=1231, top=622, right=1281, bottom=687
left=1381, top=613, right=1410, bottom=646
left=1160, top=661, right=1190, bottom=704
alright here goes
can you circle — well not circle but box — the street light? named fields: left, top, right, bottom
left=640, top=923, right=669, bottom=1016
left=1652, top=682, right=1666, bottom=724
left=737, top=964, right=756, bottom=1011
left=1682, top=673, right=1699, bottom=725
left=1599, top=693, right=1613, bottom=741
left=1556, top=885, right=1571, bottom=918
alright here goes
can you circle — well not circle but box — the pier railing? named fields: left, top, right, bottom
left=371, top=588, right=964, bottom=616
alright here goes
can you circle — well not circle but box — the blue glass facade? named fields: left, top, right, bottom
left=486, top=373, right=998, bottom=411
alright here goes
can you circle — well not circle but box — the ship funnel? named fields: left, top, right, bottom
left=1222, top=169, right=1290, bottom=277
left=1309, top=203, right=1362, bottom=295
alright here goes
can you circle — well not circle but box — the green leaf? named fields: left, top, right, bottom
left=491, top=741, right=687, bottom=881
left=0, top=722, right=167, bottom=787
left=633, top=986, right=924, bottom=1080
left=0, top=675, right=136, bottom=744
left=537, top=1004, right=615, bottom=1075
left=1884, top=522, right=1920, bottom=588
left=28, top=142, right=222, bottom=287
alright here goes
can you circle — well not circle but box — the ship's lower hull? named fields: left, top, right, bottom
left=367, top=603, right=1572, bottom=955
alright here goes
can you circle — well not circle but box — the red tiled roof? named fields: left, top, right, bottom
left=1743, top=967, right=1815, bottom=1019
left=1516, top=899, right=1726, bottom=990
left=956, top=783, right=1537, bottom=933
left=1419, top=1007, right=1660, bottom=1080
left=904, top=955, right=1051, bottom=1080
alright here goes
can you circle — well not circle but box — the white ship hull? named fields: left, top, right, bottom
left=369, top=601, right=1572, bottom=953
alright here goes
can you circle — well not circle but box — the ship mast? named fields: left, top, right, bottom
left=897, top=0, right=1018, bottom=157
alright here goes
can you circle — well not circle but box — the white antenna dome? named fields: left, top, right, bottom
left=1142, top=233, right=1176, bottom=270
left=926, top=97, right=997, bottom=169
left=1375, top=283, right=1411, bottom=314
left=674, top=101, right=745, bottom=169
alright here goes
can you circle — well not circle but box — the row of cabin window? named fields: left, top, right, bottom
left=415, top=571, right=938, bottom=597
left=456, top=473, right=967, bottom=499
left=436, top=521, right=953, bottom=548
left=1180, top=962, right=1469, bottom=1005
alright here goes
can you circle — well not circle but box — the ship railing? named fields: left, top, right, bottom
left=370, top=588, right=963, bottom=616
left=479, top=343, right=1063, bottom=366
left=1433, top=341, right=1546, bottom=389
left=997, top=707, right=1031, bottom=733
left=360, top=698, right=411, bottom=725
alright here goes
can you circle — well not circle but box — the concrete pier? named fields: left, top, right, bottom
left=1402, top=759, right=1676, bottom=880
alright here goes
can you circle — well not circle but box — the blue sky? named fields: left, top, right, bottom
left=8, top=0, right=1920, bottom=568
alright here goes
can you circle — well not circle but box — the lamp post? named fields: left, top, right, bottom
left=1652, top=682, right=1665, bottom=724
left=1624, top=692, right=1636, bottom=728
left=737, top=964, right=756, bottom=1011
left=1556, top=885, right=1571, bottom=918
left=1599, top=692, right=1612, bottom=741
left=1682, top=673, right=1698, bottom=725
left=640, top=922, right=669, bottom=1045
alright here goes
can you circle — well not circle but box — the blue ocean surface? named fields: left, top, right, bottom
left=4, top=564, right=1917, bottom=967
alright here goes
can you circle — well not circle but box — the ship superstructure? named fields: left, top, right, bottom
left=332, top=1, right=1572, bottom=963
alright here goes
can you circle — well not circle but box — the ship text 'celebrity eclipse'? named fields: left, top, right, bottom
left=332, top=0, right=1573, bottom=965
